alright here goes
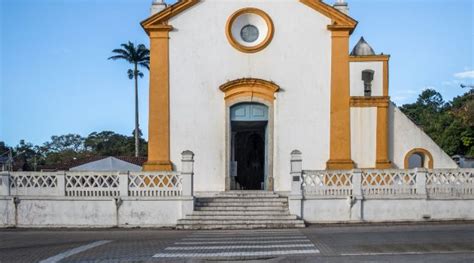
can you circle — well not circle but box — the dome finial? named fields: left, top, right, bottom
left=351, top=37, right=376, bottom=56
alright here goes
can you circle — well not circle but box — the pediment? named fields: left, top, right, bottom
left=141, top=0, right=357, bottom=33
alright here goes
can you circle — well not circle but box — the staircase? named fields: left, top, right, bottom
left=176, top=191, right=305, bottom=230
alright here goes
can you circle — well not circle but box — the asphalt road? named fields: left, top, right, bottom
left=1, top=223, right=474, bottom=263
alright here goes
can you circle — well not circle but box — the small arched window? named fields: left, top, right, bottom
left=408, top=153, right=424, bottom=169
left=404, top=148, right=434, bottom=169
left=362, top=69, right=374, bottom=96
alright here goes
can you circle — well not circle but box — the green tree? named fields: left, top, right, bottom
left=401, top=89, right=474, bottom=157
left=108, top=42, right=150, bottom=158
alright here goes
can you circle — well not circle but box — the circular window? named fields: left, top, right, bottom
left=226, top=8, right=274, bottom=53
left=240, top=25, right=259, bottom=43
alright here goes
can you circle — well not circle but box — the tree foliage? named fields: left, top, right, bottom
left=400, top=89, right=474, bottom=157
left=1, top=131, right=147, bottom=171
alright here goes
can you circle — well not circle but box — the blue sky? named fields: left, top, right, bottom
left=1, top=0, right=473, bottom=146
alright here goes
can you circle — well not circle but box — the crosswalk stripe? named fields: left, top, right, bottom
left=182, top=235, right=305, bottom=241
left=153, top=249, right=320, bottom=258
left=175, top=239, right=312, bottom=245
left=166, top=244, right=315, bottom=250
left=153, top=230, right=320, bottom=258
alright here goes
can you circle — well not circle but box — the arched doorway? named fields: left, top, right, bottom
left=230, top=103, right=268, bottom=190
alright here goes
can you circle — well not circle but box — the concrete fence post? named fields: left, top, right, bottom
left=118, top=172, right=129, bottom=197
left=180, top=150, right=195, bottom=218
left=181, top=150, right=194, bottom=197
left=0, top=172, right=10, bottom=196
left=290, top=150, right=303, bottom=195
left=415, top=168, right=428, bottom=198
left=289, top=150, right=303, bottom=218
left=56, top=171, right=66, bottom=196
left=352, top=169, right=363, bottom=198
left=350, top=169, right=363, bottom=221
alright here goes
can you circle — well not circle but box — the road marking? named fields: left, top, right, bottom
left=153, top=249, right=320, bottom=258
left=175, top=239, right=312, bottom=245
left=182, top=235, right=305, bottom=241
left=154, top=230, right=319, bottom=258
left=39, top=240, right=111, bottom=263
left=341, top=250, right=474, bottom=256
left=166, top=244, right=315, bottom=250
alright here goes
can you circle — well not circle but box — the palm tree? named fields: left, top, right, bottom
left=109, top=42, right=150, bottom=157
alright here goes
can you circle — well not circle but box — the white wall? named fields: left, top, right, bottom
left=0, top=197, right=188, bottom=228
left=351, top=107, right=377, bottom=168
left=350, top=61, right=383, bottom=96
left=168, top=0, right=332, bottom=192
left=389, top=104, right=458, bottom=169
left=303, top=198, right=474, bottom=223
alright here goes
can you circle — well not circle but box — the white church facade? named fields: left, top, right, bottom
left=1, top=0, right=473, bottom=229
left=141, top=0, right=458, bottom=195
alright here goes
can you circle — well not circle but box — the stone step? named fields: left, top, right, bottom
left=195, top=206, right=290, bottom=211
left=196, top=197, right=288, bottom=202
left=191, top=210, right=291, bottom=216
left=177, top=219, right=305, bottom=225
left=195, top=201, right=287, bottom=207
left=176, top=223, right=306, bottom=230
left=184, top=214, right=298, bottom=220
left=214, top=192, right=279, bottom=198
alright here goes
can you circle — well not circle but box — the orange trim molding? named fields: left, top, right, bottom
left=376, top=105, right=391, bottom=169
left=225, top=8, right=274, bottom=53
left=300, top=0, right=357, bottom=33
left=350, top=96, right=390, bottom=107
left=220, top=78, right=280, bottom=102
left=326, top=27, right=354, bottom=170
left=143, top=25, right=173, bottom=171
left=141, top=0, right=200, bottom=33
left=404, top=148, right=434, bottom=169
left=349, top=55, right=390, bottom=62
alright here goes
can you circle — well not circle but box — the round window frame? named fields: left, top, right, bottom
left=225, top=8, right=274, bottom=53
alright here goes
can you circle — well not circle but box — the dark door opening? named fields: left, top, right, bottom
left=231, top=121, right=267, bottom=190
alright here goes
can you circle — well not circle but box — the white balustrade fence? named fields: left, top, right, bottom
left=128, top=172, right=182, bottom=197
left=427, top=169, right=474, bottom=197
left=0, top=151, right=195, bottom=199
left=8, top=172, right=62, bottom=196
left=290, top=150, right=474, bottom=199
left=362, top=169, right=417, bottom=196
left=302, top=170, right=353, bottom=197
left=65, top=172, right=120, bottom=197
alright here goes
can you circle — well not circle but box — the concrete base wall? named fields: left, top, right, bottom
left=302, top=197, right=474, bottom=223
left=0, top=197, right=192, bottom=228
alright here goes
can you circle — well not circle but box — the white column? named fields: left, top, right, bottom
left=352, top=169, right=363, bottom=198
left=56, top=171, right=66, bottom=196
left=180, top=150, right=195, bottom=218
left=181, top=150, right=194, bottom=197
left=289, top=150, right=303, bottom=218
left=118, top=172, right=129, bottom=197
left=0, top=172, right=10, bottom=196
left=415, top=168, right=427, bottom=198
left=350, top=169, right=363, bottom=221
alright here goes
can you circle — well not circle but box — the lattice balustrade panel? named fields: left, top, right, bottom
left=128, top=172, right=182, bottom=197
left=65, top=173, right=120, bottom=197
left=362, top=170, right=417, bottom=196
left=10, top=172, right=58, bottom=188
left=426, top=169, right=474, bottom=197
left=302, top=170, right=353, bottom=196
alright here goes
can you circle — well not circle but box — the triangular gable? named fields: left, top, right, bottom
left=141, top=0, right=357, bottom=33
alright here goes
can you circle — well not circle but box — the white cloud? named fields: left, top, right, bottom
left=454, top=70, right=474, bottom=79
